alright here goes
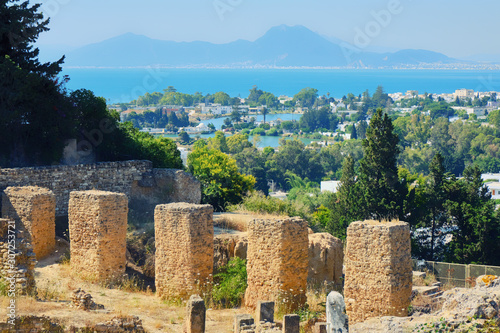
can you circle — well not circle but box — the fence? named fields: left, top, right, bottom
left=413, top=259, right=500, bottom=288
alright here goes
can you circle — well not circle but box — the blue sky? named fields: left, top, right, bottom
left=35, top=0, right=500, bottom=59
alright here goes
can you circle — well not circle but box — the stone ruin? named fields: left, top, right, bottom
left=244, top=217, right=309, bottom=310
left=308, top=233, right=343, bottom=286
left=71, top=288, right=104, bottom=311
left=344, top=220, right=412, bottom=324
left=68, top=190, right=128, bottom=281
left=0, top=218, right=36, bottom=295
left=2, top=186, right=56, bottom=260
left=154, top=203, right=214, bottom=300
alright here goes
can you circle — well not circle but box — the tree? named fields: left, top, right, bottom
left=178, top=131, right=191, bottom=144
left=293, top=88, right=318, bottom=109
left=213, top=91, right=231, bottom=106
left=350, top=123, right=358, bottom=140
left=328, top=155, right=364, bottom=239
left=187, top=146, right=255, bottom=211
left=358, top=108, right=407, bottom=220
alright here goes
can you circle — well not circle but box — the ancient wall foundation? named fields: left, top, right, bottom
left=0, top=218, right=36, bottom=296
left=244, top=217, right=308, bottom=310
left=344, top=220, right=412, bottom=324
left=308, top=233, right=343, bottom=286
left=0, top=160, right=200, bottom=216
left=68, top=190, right=128, bottom=281
left=2, top=186, right=56, bottom=259
left=154, top=203, right=214, bottom=300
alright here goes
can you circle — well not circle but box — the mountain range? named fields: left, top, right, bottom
left=61, top=25, right=471, bottom=68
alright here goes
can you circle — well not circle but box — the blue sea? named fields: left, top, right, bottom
left=62, top=68, right=500, bottom=104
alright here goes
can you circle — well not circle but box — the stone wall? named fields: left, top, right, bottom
left=344, top=220, right=412, bottom=324
left=308, top=233, right=343, bottom=286
left=155, top=203, right=214, bottom=300
left=244, top=217, right=308, bottom=310
left=69, top=190, right=128, bottom=281
left=0, top=161, right=200, bottom=216
left=0, top=218, right=36, bottom=296
left=2, top=186, right=56, bottom=259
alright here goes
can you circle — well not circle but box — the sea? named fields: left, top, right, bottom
left=62, top=68, right=500, bottom=104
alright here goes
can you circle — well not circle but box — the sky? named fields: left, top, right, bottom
left=35, top=0, right=500, bottom=59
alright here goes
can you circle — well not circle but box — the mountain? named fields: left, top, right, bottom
left=63, top=25, right=459, bottom=68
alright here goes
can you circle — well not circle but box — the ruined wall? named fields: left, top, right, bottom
left=0, top=161, right=200, bottom=216
left=155, top=203, right=213, bottom=300
left=2, top=186, right=56, bottom=259
left=344, top=221, right=412, bottom=324
left=0, top=219, right=36, bottom=296
left=68, top=190, right=128, bottom=281
left=244, top=217, right=308, bottom=310
left=308, top=233, right=343, bottom=286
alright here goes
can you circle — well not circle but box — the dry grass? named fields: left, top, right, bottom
left=413, top=270, right=438, bottom=287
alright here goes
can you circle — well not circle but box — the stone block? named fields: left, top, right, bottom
left=326, top=291, right=348, bottom=333
left=69, top=190, right=128, bottom=281
left=283, top=314, right=300, bottom=333
left=256, top=301, right=275, bottom=323
left=234, top=314, right=254, bottom=333
left=314, top=322, right=327, bottom=333
left=155, top=203, right=214, bottom=299
left=186, top=295, right=206, bottom=333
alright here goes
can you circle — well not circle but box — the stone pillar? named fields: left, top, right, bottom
left=68, top=190, right=128, bottom=281
left=154, top=203, right=214, bottom=300
left=256, top=301, right=275, bottom=324
left=326, top=291, right=348, bottom=333
left=308, top=233, right=343, bottom=285
left=344, top=221, right=412, bottom=324
left=283, top=314, right=300, bottom=333
left=186, top=295, right=206, bottom=333
left=2, top=186, right=56, bottom=259
left=244, top=217, right=308, bottom=310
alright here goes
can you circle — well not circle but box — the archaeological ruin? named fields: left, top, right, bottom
left=154, top=203, right=214, bottom=299
left=2, top=186, right=56, bottom=259
left=344, top=220, right=412, bottom=324
left=308, top=232, right=343, bottom=286
left=68, top=190, right=128, bottom=281
left=244, top=217, right=309, bottom=310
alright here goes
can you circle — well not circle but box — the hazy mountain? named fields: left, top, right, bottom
left=63, top=25, right=459, bottom=68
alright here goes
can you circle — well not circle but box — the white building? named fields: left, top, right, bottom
left=482, top=173, right=500, bottom=182
left=454, top=89, right=475, bottom=99
left=201, top=104, right=233, bottom=115
left=321, top=181, right=341, bottom=193
left=485, top=182, right=500, bottom=200
left=179, top=123, right=212, bottom=134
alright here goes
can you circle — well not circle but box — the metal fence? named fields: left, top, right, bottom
left=412, top=259, right=500, bottom=288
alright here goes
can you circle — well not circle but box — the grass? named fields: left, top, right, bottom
left=413, top=270, right=438, bottom=287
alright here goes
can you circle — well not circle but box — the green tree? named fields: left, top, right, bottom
left=358, top=108, right=407, bottom=220
left=213, top=91, right=231, bottom=106
left=293, top=88, right=318, bottom=109
left=178, top=130, right=191, bottom=144
left=328, top=155, right=364, bottom=239
left=187, top=146, right=255, bottom=211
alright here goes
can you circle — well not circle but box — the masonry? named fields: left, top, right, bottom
left=68, top=190, right=128, bottom=281
left=155, top=203, right=214, bottom=300
left=244, top=217, right=309, bottom=310
left=0, top=160, right=201, bottom=217
left=2, top=186, right=56, bottom=259
left=344, top=220, right=412, bottom=324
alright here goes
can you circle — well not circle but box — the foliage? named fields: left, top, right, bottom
left=293, top=88, right=318, bottom=108
left=299, top=106, right=339, bottom=132
left=211, top=257, right=247, bottom=308
left=188, top=146, right=255, bottom=211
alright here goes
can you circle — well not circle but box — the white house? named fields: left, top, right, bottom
left=321, top=181, right=341, bottom=193
left=485, top=182, right=500, bottom=200
left=179, top=123, right=211, bottom=134
left=481, top=173, right=500, bottom=182
left=201, top=104, right=233, bottom=115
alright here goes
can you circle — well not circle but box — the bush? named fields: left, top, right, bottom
left=211, top=257, right=247, bottom=308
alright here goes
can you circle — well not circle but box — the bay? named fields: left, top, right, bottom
left=62, top=68, right=500, bottom=104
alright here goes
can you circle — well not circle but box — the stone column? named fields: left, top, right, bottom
left=2, top=186, right=56, bottom=259
left=344, top=220, right=412, bottom=324
left=68, top=190, right=128, bottom=281
left=244, top=217, right=308, bottom=310
left=326, top=291, right=348, bottom=333
left=186, top=295, right=206, bottom=333
left=154, top=203, right=213, bottom=300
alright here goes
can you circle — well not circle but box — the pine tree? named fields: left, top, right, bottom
left=0, top=0, right=64, bottom=76
left=358, top=108, right=407, bottom=220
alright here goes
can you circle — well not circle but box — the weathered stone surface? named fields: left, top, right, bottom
left=344, top=220, right=412, bottom=324
left=308, top=233, right=343, bottom=285
left=234, top=314, right=254, bottom=333
left=69, top=190, right=128, bottom=281
left=0, top=161, right=200, bottom=216
left=2, top=186, right=56, bottom=259
left=186, top=295, right=206, bottom=333
left=326, top=291, right=348, bottom=333
left=313, top=322, right=327, bottom=333
left=71, top=288, right=104, bottom=311
left=0, top=218, right=36, bottom=295
left=256, top=301, right=275, bottom=323
left=155, top=203, right=214, bottom=300
left=283, top=314, right=300, bottom=333
left=214, top=234, right=240, bottom=272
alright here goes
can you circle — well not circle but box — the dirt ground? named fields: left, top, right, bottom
left=0, top=238, right=248, bottom=332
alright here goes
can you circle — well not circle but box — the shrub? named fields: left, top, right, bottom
left=211, top=257, right=247, bottom=308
